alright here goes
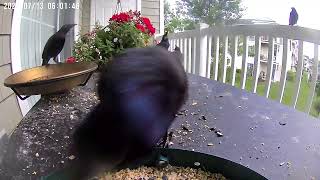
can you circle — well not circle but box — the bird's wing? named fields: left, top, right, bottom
left=289, top=12, right=293, bottom=25
left=42, top=34, right=66, bottom=60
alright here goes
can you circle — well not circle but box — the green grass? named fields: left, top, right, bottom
left=211, top=68, right=319, bottom=118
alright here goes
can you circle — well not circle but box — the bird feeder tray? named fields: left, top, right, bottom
left=42, top=148, right=267, bottom=180
left=4, top=62, right=98, bottom=100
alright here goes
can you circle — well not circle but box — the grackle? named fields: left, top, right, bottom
left=41, top=24, right=76, bottom=66
left=156, top=31, right=170, bottom=50
left=71, top=47, right=188, bottom=179
left=289, top=7, right=298, bottom=26
left=171, top=45, right=183, bottom=65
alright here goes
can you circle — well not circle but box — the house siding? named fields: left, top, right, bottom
left=79, top=0, right=91, bottom=35
left=0, top=2, right=23, bottom=140
left=141, top=0, right=163, bottom=34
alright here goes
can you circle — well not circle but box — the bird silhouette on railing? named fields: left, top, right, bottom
left=71, top=47, right=188, bottom=180
left=289, top=7, right=298, bottom=26
left=171, top=45, right=183, bottom=65
left=156, top=32, right=183, bottom=66
left=41, top=24, right=76, bottom=66
left=156, top=31, right=170, bottom=50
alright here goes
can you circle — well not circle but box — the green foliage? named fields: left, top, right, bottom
left=286, top=70, right=295, bottom=82
left=73, top=22, right=148, bottom=66
left=180, top=0, right=245, bottom=26
left=313, top=98, right=320, bottom=115
left=316, top=81, right=320, bottom=96
left=164, top=0, right=196, bottom=32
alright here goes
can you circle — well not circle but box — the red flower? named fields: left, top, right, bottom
left=66, top=57, right=76, bottom=63
left=147, top=25, right=156, bottom=35
left=110, top=12, right=132, bottom=23
left=142, top=17, right=151, bottom=26
left=135, top=24, right=145, bottom=32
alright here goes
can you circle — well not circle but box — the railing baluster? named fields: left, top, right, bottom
left=231, top=36, right=238, bottom=86
left=188, top=38, right=192, bottom=73
left=170, top=39, right=173, bottom=51
left=184, top=38, right=188, bottom=70
left=278, top=38, right=289, bottom=102
left=265, top=37, right=275, bottom=97
left=221, top=36, right=228, bottom=83
left=241, top=36, right=248, bottom=89
left=192, top=37, right=197, bottom=74
left=213, top=36, right=220, bottom=80
left=206, top=35, right=212, bottom=78
left=292, top=40, right=304, bottom=108
left=252, top=36, right=261, bottom=93
left=172, top=39, right=176, bottom=51
left=306, top=44, right=319, bottom=113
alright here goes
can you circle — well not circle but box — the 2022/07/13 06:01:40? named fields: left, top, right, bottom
left=3, top=2, right=80, bottom=10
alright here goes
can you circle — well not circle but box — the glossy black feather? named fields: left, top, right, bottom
left=41, top=24, right=76, bottom=66
left=71, top=47, right=188, bottom=179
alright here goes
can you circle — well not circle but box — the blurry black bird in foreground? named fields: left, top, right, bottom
left=71, top=47, right=188, bottom=179
left=42, top=24, right=76, bottom=66
left=156, top=31, right=170, bottom=50
left=289, top=7, right=298, bottom=26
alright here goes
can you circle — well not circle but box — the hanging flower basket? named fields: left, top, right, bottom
left=73, top=10, right=156, bottom=68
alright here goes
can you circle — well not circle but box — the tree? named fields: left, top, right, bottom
left=180, top=0, right=245, bottom=26
left=164, top=0, right=196, bottom=33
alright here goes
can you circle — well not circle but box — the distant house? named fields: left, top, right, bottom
left=229, top=19, right=299, bottom=82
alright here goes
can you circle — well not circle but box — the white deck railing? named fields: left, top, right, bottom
left=156, top=24, right=320, bottom=117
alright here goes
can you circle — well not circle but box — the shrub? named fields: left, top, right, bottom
left=286, top=70, right=295, bottom=82
left=314, top=99, right=320, bottom=116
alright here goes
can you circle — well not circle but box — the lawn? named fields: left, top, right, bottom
left=211, top=69, right=319, bottom=118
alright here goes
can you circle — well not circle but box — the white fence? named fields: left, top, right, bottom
left=156, top=24, right=320, bottom=117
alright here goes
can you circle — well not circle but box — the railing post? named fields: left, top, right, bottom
left=195, top=23, right=209, bottom=77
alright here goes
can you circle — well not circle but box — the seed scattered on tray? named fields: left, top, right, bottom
left=279, top=121, right=287, bottom=126
left=68, top=155, right=76, bottom=160
left=100, top=165, right=227, bottom=180
left=216, top=131, right=223, bottom=137
left=194, top=162, right=201, bottom=166
left=207, top=143, right=214, bottom=146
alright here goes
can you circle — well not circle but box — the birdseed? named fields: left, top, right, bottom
left=100, top=165, right=227, bottom=180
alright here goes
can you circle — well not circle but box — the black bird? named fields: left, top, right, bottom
left=41, top=24, right=76, bottom=66
left=171, top=45, right=183, bottom=65
left=156, top=31, right=170, bottom=50
left=289, top=7, right=298, bottom=26
left=71, top=47, right=188, bottom=179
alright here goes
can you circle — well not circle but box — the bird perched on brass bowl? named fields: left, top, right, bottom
left=42, top=24, right=76, bottom=66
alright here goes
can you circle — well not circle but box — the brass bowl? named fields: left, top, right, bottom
left=4, top=62, right=98, bottom=100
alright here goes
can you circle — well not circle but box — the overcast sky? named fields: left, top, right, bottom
left=243, top=0, right=320, bottom=56
left=242, top=0, right=320, bottom=30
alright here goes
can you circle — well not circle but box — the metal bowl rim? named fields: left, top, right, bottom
left=4, top=62, right=98, bottom=88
